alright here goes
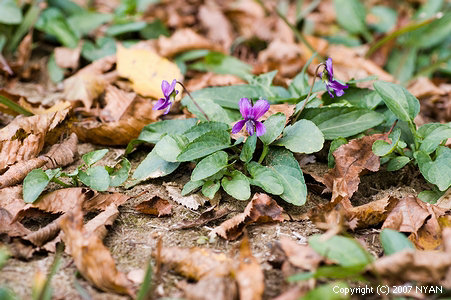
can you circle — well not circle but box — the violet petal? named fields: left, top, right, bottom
left=232, top=120, right=246, bottom=134
left=239, top=98, right=252, bottom=119
left=252, top=99, right=270, bottom=120
left=255, top=121, right=266, bottom=136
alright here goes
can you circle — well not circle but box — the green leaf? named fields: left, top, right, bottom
left=79, top=166, right=110, bottom=191
left=369, top=6, right=397, bottom=33
left=47, top=53, right=65, bottom=83
left=126, top=119, right=197, bottom=154
left=48, top=0, right=83, bottom=15
left=275, top=120, right=324, bottom=154
left=372, top=128, right=401, bottom=156
left=154, top=134, right=188, bottom=162
left=334, top=0, right=368, bottom=36
left=0, top=0, right=22, bottom=24
left=109, top=158, right=131, bottom=187
left=191, top=151, right=228, bottom=181
left=67, top=12, right=113, bottom=37
left=139, top=19, right=169, bottom=39
left=189, top=51, right=252, bottom=79
left=182, top=180, right=204, bottom=196
left=240, top=134, right=257, bottom=163
left=221, top=170, right=251, bottom=200
left=131, top=148, right=180, bottom=184
left=416, top=147, right=451, bottom=191
left=386, top=156, right=410, bottom=171
left=106, top=21, right=147, bottom=36
left=247, top=161, right=283, bottom=195
left=418, top=123, right=451, bottom=154
left=302, top=282, right=350, bottom=300
left=182, top=98, right=232, bottom=123
left=181, top=85, right=269, bottom=110
left=380, top=229, right=414, bottom=256
left=35, top=8, right=79, bottom=48
left=265, top=148, right=306, bottom=205
left=405, top=12, right=451, bottom=49
left=302, top=107, right=385, bottom=139
left=328, top=137, right=347, bottom=168
left=0, top=247, right=9, bottom=269
left=259, top=113, right=286, bottom=145
left=183, top=121, right=229, bottom=142
left=309, top=235, right=373, bottom=267
left=23, top=169, right=56, bottom=203
left=177, top=130, right=231, bottom=162
left=373, top=81, right=420, bottom=123
left=418, top=190, right=444, bottom=204
left=81, top=37, right=116, bottom=61
left=82, top=149, right=108, bottom=166
left=386, top=48, right=417, bottom=84
left=322, top=87, right=382, bottom=110
left=202, top=180, right=220, bottom=199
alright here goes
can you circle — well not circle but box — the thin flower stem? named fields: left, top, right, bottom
left=291, top=63, right=325, bottom=124
left=258, top=144, right=269, bottom=164
left=177, top=81, right=210, bottom=121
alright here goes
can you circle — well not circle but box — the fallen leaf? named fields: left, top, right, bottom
left=23, top=215, right=62, bottom=247
left=84, top=203, right=119, bottom=240
left=0, top=133, right=78, bottom=188
left=211, top=193, right=284, bottom=240
left=82, top=192, right=129, bottom=212
left=262, top=103, right=295, bottom=123
left=157, top=28, right=220, bottom=58
left=117, top=44, right=182, bottom=98
left=60, top=205, right=135, bottom=296
left=72, top=95, right=163, bottom=146
left=235, top=236, right=264, bottom=300
left=164, top=182, right=209, bottom=210
left=0, top=185, right=26, bottom=218
left=320, top=133, right=388, bottom=204
left=0, top=208, right=31, bottom=237
left=99, top=85, right=136, bottom=122
left=279, top=237, right=322, bottom=271
left=63, top=55, right=116, bottom=109
left=156, top=246, right=232, bottom=280
left=180, top=276, right=237, bottom=300
left=186, top=73, right=246, bottom=92
left=135, top=196, right=172, bottom=217
left=54, top=45, right=81, bottom=69
left=0, top=109, right=69, bottom=171
left=347, top=196, right=399, bottom=230
left=408, top=77, right=445, bottom=100
left=435, top=188, right=451, bottom=210
left=198, top=1, right=233, bottom=51
left=173, top=206, right=231, bottom=229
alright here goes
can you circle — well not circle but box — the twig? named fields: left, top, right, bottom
left=291, top=62, right=325, bottom=124
left=177, top=81, right=210, bottom=121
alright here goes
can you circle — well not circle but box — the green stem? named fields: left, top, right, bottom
left=291, top=62, right=325, bottom=124
left=408, top=121, right=419, bottom=151
left=414, top=53, right=451, bottom=78
left=275, top=9, right=323, bottom=61
left=7, top=3, right=42, bottom=53
left=51, top=177, right=72, bottom=188
left=177, top=81, right=210, bottom=121
left=258, top=144, right=269, bottom=164
left=365, top=16, right=437, bottom=58
left=0, top=94, right=33, bottom=116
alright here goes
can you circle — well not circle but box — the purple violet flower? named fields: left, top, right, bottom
left=153, top=79, right=179, bottom=114
left=319, top=58, right=349, bottom=98
left=232, top=98, right=270, bottom=136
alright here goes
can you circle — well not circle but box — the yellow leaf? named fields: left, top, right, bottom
left=116, top=45, right=182, bottom=98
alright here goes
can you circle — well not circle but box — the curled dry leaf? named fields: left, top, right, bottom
left=72, top=95, right=163, bottom=146
left=0, top=109, right=69, bottom=171
left=117, top=44, right=182, bottom=98
left=54, top=45, right=81, bottom=69
left=164, top=182, right=209, bottom=210
left=211, top=193, right=284, bottom=240
left=60, top=205, right=135, bottom=296
left=320, top=133, right=388, bottom=205
left=198, top=1, right=234, bottom=51
left=82, top=192, right=129, bottom=212
left=157, top=28, right=221, bottom=58
left=0, top=132, right=78, bottom=188
left=63, top=55, right=116, bottom=109
left=180, top=276, right=237, bottom=300
left=235, top=236, right=264, bottom=300
left=369, top=228, right=451, bottom=288
left=0, top=185, right=25, bottom=219
left=84, top=203, right=119, bottom=240
left=262, top=103, right=295, bottom=124
left=24, top=215, right=62, bottom=247
left=346, top=196, right=399, bottom=230
left=100, top=85, right=136, bottom=122
left=0, top=207, right=31, bottom=237
left=279, top=237, right=322, bottom=271
left=173, top=206, right=231, bottom=229
left=135, top=196, right=172, bottom=217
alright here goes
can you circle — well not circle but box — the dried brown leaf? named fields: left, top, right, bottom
left=82, top=192, right=129, bottom=212
left=173, top=206, right=231, bottom=229
left=100, top=85, right=136, bottom=122
left=54, top=46, right=81, bottom=69
left=24, top=215, right=62, bottom=247
left=157, top=28, right=221, bottom=57
left=135, top=196, right=172, bottom=217
left=0, top=109, right=69, bottom=171
left=199, top=1, right=233, bottom=51
left=408, top=77, right=445, bottom=100
left=0, top=185, right=26, bottom=218
left=164, top=182, right=208, bottom=210
left=60, top=205, right=135, bottom=296
left=181, top=276, right=237, bottom=300
left=235, top=236, right=264, bottom=300
left=0, top=208, right=30, bottom=237
left=211, top=193, right=284, bottom=240
left=279, top=237, right=322, bottom=271
left=347, top=196, right=399, bottom=230
left=42, top=132, right=78, bottom=169
left=186, top=73, right=245, bottom=92
left=84, top=204, right=119, bottom=240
